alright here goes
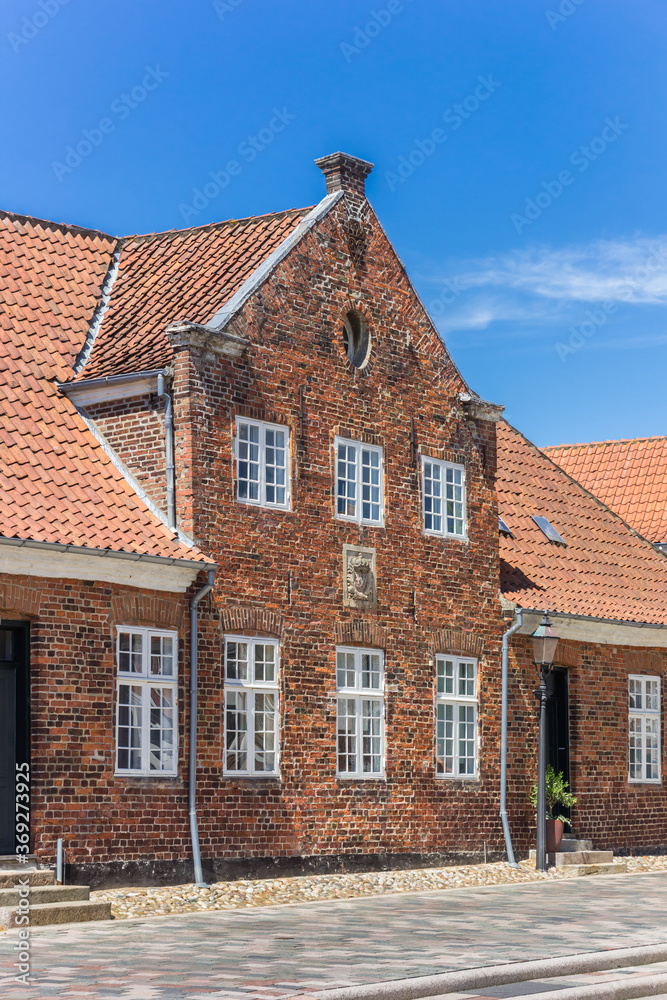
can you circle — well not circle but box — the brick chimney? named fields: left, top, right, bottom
left=315, top=151, right=374, bottom=197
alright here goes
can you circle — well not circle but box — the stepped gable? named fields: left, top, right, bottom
left=77, top=206, right=312, bottom=379
left=0, top=210, right=209, bottom=561
left=544, top=436, right=667, bottom=547
left=497, top=420, right=667, bottom=624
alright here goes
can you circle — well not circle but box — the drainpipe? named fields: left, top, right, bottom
left=189, top=569, right=215, bottom=888
left=156, top=373, right=176, bottom=531
left=500, top=607, right=523, bottom=867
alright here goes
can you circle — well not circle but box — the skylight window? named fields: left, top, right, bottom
left=532, top=515, right=566, bottom=545
left=498, top=516, right=513, bottom=536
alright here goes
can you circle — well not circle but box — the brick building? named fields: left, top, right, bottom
left=1, top=152, right=666, bottom=887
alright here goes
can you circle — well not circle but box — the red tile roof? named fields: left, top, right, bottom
left=0, top=211, right=209, bottom=561
left=498, top=421, right=667, bottom=624
left=77, top=207, right=311, bottom=379
left=544, top=437, right=667, bottom=546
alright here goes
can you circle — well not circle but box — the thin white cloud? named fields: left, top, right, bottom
left=437, top=238, right=667, bottom=305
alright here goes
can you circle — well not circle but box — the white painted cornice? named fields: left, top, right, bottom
left=58, top=368, right=169, bottom=407
left=506, top=606, right=667, bottom=648
left=0, top=537, right=214, bottom=593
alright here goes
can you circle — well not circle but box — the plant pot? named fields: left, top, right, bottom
left=546, top=819, right=564, bottom=854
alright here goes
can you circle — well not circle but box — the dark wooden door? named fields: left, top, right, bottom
left=0, top=625, right=29, bottom=855
left=546, top=667, right=570, bottom=821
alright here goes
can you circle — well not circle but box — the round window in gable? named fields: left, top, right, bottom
left=342, top=310, right=371, bottom=369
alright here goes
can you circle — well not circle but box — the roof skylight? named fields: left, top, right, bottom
left=532, top=515, right=566, bottom=545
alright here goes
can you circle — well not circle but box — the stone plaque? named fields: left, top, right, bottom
left=343, top=545, right=376, bottom=609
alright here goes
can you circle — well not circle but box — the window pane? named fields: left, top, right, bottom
left=458, top=704, right=476, bottom=775
left=226, top=641, right=248, bottom=681
left=118, top=684, right=142, bottom=770
left=150, top=634, right=174, bottom=676
left=629, top=715, right=643, bottom=780
left=628, top=677, right=641, bottom=710
left=254, top=643, right=276, bottom=683
left=119, top=631, right=143, bottom=674
left=445, top=466, right=465, bottom=536
left=436, top=702, right=454, bottom=774
left=458, top=662, right=475, bottom=697
left=264, top=427, right=287, bottom=506
left=361, top=448, right=381, bottom=523
left=337, top=444, right=357, bottom=517
left=362, top=699, right=382, bottom=772
left=361, top=653, right=381, bottom=690
left=337, top=698, right=357, bottom=773
left=423, top=461, right=442, bottom=533
left=225, top=691, right=248, bottom=771
left=237, top=422, right=260, bottom=501
left=149, top=687, right=175, bottom=771
left=253, top=692, right=276, bottom=772
left=646, top=679, right=660, bottom=711
left=337, top=650, right=355, bottom=689
left=436, top=659, right=454, bottom=695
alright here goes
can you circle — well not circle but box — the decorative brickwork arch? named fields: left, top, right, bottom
left=626, top=649, right=663, bottom=674
left=335, top=620, right=386, bottom=648
left=0, top=583, right=41, bottom=619
left=433, top=628, right=484, bottom=658
left=555, top=641, right=581, bottom=669
left=110, top=594, right=184, bottom=631
left=221, top=607, right=283, bottom=637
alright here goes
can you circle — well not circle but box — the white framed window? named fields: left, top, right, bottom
left=422, top=457, right=466, bottom=538
left=335, top=437, right=384, bottom=526
left=629, top=675, right=661, bottom=783
left=435, top=656, right=478, bottom=779
left=115, top=627, right=178, bottom=776
left=336, top=647, right=385, bottom=777
left=224, top=636, right=279, bottom=777
left=235, top=417, right=290, bottom=509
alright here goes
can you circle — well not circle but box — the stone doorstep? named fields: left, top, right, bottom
left=528, top=850, right=615, bottom=866
left=560, top=838, right=594, bottom=852
left=0, top=899, right=112, bottom=930
left=0, top=884, right=89, bottom=907
left=0, top=869, right=54, bottom=889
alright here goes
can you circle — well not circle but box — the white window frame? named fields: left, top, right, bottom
left=421, top=456, right=467, bottom=539
left=224, top=635, right=280, bottom=778
left=115, top=626, right=178, bottom=777
left=336, top=646, right=385, bottom=778
left=234, top=417, right=291, bottom=510
left=628, top=674, right=661, bottom=784
left=334, top=436, right=384, bottom=527
left=435, top=656, right=479, bottom=779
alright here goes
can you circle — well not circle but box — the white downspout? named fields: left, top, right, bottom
left=500, top=608, right=523, bottom=867
left=156, top=373, right=176, bottom=531
left=189, top=569, right=215, bottom=888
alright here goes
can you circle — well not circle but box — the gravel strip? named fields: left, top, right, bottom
left=90, top=854, right=667, bottom=921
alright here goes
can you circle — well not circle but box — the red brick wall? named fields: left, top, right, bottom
left=168, top=194, right=507, bottom=863
left=507, top=634, right=667, bottom=853
left=85, top=394, right=168, bottom=512
left=0, top=571, right=217, bottom=869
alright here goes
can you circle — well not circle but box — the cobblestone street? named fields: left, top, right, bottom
left=2, top=870, right=667, bottom=1000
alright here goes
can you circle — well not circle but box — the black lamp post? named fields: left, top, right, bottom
left=531, top=613, right=559, bottom=872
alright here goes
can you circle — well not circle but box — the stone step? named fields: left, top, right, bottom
left=560, top=838, right=594, bottom=852
left=0, top=869, right=54, bottom=889
left=0, top=855, right=40, bottom=868
left=559, top=861, right=628, bottom=877
left=0, top=884, right=89, bottom=907
left=0, top=898, right=112, bottom=929
left=529, top=849, right=615, bottom=866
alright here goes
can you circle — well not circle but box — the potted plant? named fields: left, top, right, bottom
left=530, top=766, right=577, bottom=853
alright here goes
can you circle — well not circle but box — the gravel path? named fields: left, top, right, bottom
left=90, top=854, right=667, bottom=921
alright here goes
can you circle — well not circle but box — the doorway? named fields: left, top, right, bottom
left=0, top=623, right=29, bottom=855
left=546, top=667, right=570, bottom=821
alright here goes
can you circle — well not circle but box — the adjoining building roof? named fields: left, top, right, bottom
left=0, top=211, right=210, bottom=563
left=544, top=436, right=667, bottom=547
left=76, top=206, right=311, bottom=380
left=498, top=420, right=667, bottom=625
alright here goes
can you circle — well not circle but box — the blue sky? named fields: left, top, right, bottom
left=2, top=0, right=666, bottom=446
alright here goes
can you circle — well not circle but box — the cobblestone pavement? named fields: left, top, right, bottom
left=92, top=855, right=667, bottom=921
left=1, top=870, right=667, bottom=1000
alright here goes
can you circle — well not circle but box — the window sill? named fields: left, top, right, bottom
left=336, top=774, right=387, bottom=781
left=236, top=499, right=291, bottom=513
left=114, top=772, right=180, bottom=782
left=435, top=774, right=480, bottom=783
left=424, top=530, right=468, bottom=542
left=628, top=778, right=662, bottom=785
left=223, top=773, right=281, bottom=781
